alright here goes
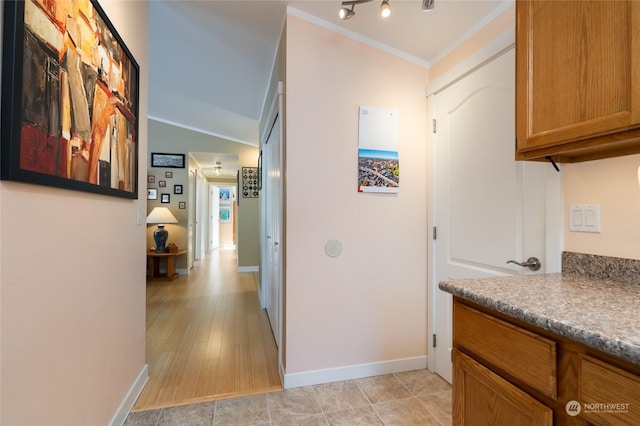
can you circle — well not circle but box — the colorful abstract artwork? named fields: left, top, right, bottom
left=1, top=0, right=139, bottom=198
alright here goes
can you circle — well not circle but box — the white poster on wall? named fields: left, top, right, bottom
left=357, top=106, right=399, bottom=193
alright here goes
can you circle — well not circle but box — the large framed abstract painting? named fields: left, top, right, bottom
left=1, top=0, right=140, bottom=199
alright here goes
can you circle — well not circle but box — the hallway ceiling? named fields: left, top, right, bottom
left=148, top=0, right=510, bottom=173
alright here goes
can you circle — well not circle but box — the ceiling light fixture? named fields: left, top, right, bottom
left=380, top=0, right=391, bottom=18
left=340, top=0, right=432, bottom=21
left=421, top=0, right=435, bottom=11
left=339, top=3, right=356, bottom=20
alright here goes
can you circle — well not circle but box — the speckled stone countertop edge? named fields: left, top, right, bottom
left=439, top=278, right=640, bottom=367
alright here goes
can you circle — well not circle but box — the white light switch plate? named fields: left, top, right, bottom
left=569, top=204, right=601, bottom=233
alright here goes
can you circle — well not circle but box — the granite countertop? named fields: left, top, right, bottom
left=439, top=273, right=640, bottom=367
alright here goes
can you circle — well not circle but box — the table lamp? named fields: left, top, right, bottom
left=146, top=207, right=178, bottom=252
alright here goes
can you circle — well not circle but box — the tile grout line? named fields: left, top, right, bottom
left=265, top=391, right=274, bottom=425
left=311, top=385, right=331, bottom=424
left=210, top=400, right=217, bottom=426
left=392, top=372, right=415, bottom=397
left=353, top=379, right=387, bottom=425
left=154, top=408, right=164, bottom=426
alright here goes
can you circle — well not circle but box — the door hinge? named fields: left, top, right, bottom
left=433, top=334, right=437, bottom=348
left=432, top=119, right=437, bottom=133
left=433, top=226, right=437, bottom=240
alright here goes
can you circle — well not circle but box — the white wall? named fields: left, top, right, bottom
left=0, top=1, right=149, bottom=424
left=284, top=15, right=429, bottom=383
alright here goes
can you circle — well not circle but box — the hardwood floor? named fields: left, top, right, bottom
left=132, top=248, right=282, bottom=412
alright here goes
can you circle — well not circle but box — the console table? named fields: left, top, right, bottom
left=146, top=250, right=186, bottom=282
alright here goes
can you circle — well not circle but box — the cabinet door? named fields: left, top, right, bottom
left=453, top=349, right=553, bottom=426
left=516, top=0, right=640, bottom=158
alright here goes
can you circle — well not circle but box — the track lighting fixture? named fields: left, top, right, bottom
left=380, top=0, right=391, bottom=18
left=339, top=3, right=356, bottom=20
left=339, top=0, right=433, bottom=21
left=421, top=0, right=435, bottom=11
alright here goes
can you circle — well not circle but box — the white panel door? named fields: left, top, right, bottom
left=264, top=113, right=282, bottom=347
left=209, top=184, right=220, bottom=251
left=187, top=170, right=195, bottom=268
left=429, top=48, right=561, bottom=383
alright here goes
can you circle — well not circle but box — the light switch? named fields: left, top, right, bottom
left=572, top=210, right=583, bottom=227
left=569, top=204, right=601, bottom=233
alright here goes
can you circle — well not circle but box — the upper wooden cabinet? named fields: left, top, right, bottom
left=516, top=0, right=640, bottom=162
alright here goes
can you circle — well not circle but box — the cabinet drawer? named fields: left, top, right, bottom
left=453, top=302, right=556, bottom=398
left=579, top=355, right=640, bottom=425
left=453, top=350, right=553, bottom=426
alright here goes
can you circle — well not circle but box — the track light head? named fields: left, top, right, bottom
left=421, top=0, right=434, bottom=11
left=339, top=4, right=355, bottom=20
left=380, top=0, right=391, bottom=18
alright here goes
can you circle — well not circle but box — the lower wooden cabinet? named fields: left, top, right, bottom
left=579, top=355, right=640, bottom=425
left=452, top=297, right=640, bottom=425
left=453, top=349, right=553, bottom=425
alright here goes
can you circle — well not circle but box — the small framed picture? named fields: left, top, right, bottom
left=174, top=184, right=183, bottom=194
left=161, top=193, right=170, bottom=203
left=179, top=201, right=186, bottom=209
left=159, top=180, right=166, bottom=187
left=147, top=188, right=158, bottom=200
left=165, top=171, right=173, bottom=179
left=148, top=175, right=155, bottom=184
left=220, top=206, right=232, bottom=223
left=151, top=153, right=185, bottom=168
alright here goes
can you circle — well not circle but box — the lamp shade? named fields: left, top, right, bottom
left=146, top=207, right=178, bottom=224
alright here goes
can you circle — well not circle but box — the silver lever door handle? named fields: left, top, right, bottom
left=507, top=257, right=541, bottom=271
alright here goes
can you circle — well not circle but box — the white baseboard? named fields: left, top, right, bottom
left=110, top=364, right=149, bottom=426
left=238, top=265, right=259, bottom=273
left=283, top=356, right=428, bottom=389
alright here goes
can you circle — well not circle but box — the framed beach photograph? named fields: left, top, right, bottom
left=1, top=0, right=140, bottom=199
left=147, top=188, right=158, bottom=200
left=151, top=153, right=185, bottom=168
left=161, top=193, right=170, bottom=203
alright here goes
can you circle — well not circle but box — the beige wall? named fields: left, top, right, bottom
left=564, top=154, right=640, bottom=260
left=0, top=1, right=149, bottom=424
left=148, top=119, right=260, bottom=268
left=284, top=15, right=429, bottom=375
left=429, top=4, right=515, bottom=82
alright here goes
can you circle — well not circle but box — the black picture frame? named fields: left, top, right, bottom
left=174, top=184, right=183, bottom=195
left=1, top=0, right=140, bottom=199
left=151, top=153, right=185, bottom=168
left=242, top=167, right=259, bottom=198
left=160, top=193, right=170, bottom=203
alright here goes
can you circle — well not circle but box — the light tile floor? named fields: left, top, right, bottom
left=124, top=369, right=452, bottom=426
